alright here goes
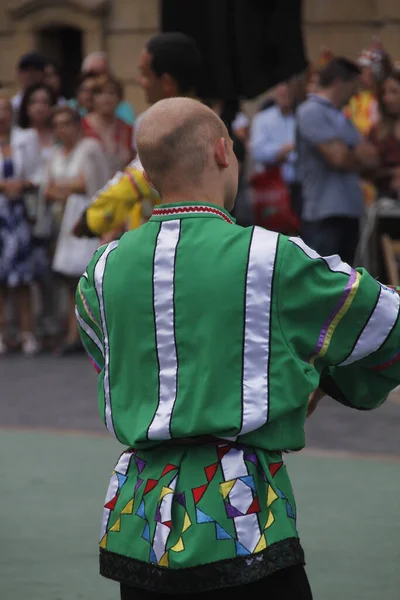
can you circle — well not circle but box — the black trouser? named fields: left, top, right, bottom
left=120, top=565, right=313, bottom=599
left=301, top=217, right=360, bottom=266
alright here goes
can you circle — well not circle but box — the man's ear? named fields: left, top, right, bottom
left=161, top=73, right=177, bottom=98
left=214, top=137, right=229, bottom=168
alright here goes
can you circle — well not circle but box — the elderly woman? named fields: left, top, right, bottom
left=44, top=106, right=110, bottom=354
left=0, top=96, right=40, bottom=355
left=81, top=76, right=135, bottom=176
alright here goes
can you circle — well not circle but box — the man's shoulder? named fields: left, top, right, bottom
left=239, top=225, right=285, bottom=256
left=297, top=96, right=326, bottom=119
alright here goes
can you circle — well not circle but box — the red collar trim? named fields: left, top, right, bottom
left=152, top=205, right=234, bottom=224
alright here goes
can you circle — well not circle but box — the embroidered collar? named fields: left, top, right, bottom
left=150, top=202, right=235, bottom=224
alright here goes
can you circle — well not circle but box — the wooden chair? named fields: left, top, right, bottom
left=381, top=234, right=400, bottom=286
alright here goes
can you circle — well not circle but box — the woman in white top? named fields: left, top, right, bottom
left=45, top=106, right=110, bottom=354
left=18, top=83, right=58, bottom=336
left=0, top=97, right=41, bottom=355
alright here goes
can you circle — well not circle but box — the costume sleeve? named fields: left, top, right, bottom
left=278, top=236, right=400, bottom=410
left=75, top=246, right=107, bottom=373
left=78, top=163, right=158, bottom=237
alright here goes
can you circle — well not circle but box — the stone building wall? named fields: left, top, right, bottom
left=0, top=0, right=159, bottom=115
left=304, top=0, right=400, bottom=62
left=0, top=1, right=400, bottom=115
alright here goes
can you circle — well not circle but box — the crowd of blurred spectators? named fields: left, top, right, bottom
left=0, top=35, right=399, bottom=357
left=0, top=49, right=138, bottom=356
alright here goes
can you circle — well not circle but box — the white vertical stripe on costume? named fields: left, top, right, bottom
left=94, top=241, right=119, bottom=437
left=340, top=285, right=400, bottom=366
left=240, top=227, right=278, bottom=435
left=289, top=237, right=352, bottom=275
left=100, top=451, right=132, bottom=541
left=75, top=306, right=104, bottom=355
left=152, top=474, right=178, bottom=563
left=220, top=447, right=261, bottom=553
left=148, top=220, right=181, bottom=440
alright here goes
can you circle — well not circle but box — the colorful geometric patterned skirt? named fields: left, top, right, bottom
left=99, top=442, right=304, bottom=593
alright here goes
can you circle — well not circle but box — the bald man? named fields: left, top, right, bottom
left=76, top=98, right=400, bottom=600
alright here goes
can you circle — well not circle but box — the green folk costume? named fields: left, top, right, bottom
left=76, top=201, right=400, bottom=593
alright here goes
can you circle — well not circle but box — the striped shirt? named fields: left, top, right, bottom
left=76, top=201, right=400, bottom=592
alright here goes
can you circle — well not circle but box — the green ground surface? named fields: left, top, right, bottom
left=1, top=430, right=399, bottom=600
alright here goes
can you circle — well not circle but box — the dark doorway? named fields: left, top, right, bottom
left=36, top=26, right=83, bottom=99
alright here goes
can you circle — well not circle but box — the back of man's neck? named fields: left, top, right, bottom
left=161, top=191, right=225, bottom=209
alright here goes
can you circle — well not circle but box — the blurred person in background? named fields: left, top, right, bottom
left=81, top=76, right=135, bottom=177
left=306, top=48, right=334, bottom=95
left=68, top=72, right=98, bottom=117
left=232, top=110, right=250, bottom=144
left=18, top=82, right=58, bottom=337
left=44, top=61, right=67, bottom=105
left=345, top=39, right=392, bottom=137
left=368, top=69, right=400, bottom=198
left=208, top=98, right=252, bottom=225
left=0, top=96, right=40, bottom=355
left=297, top=57, right=379, bottom=265
left=45, top=106, right=109, bottom=355
left=74, top=32, right=202, bottom=240
left=251, top=83, right=297, bottom=193
left=80, top=51, right=135, bottom=126
left=11, top=52, right=47, bottom=121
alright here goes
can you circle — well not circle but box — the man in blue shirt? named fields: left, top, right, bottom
left=297, top=57, right=378, bottom=264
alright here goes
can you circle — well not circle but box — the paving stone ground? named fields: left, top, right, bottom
left=1, top=354, right=399, bottom=600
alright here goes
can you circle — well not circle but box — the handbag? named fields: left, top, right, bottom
left=52, top=193, right=99, bottom=277
left=250, top=165, right=300, bottom=234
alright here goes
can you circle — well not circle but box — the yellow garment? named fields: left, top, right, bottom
left=128, top=202, right=143, bottom=230
left=85, top=161, right=159, bottom=236
left=360, top=180, right=377, bottom=208
left=345, top=90, right=378, bottom=136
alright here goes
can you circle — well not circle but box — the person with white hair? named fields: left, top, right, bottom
left=81, top=51, right=109, bottom=75
left=78, top=51, right=135, bottom=126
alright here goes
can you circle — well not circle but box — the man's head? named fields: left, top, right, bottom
left=17, top=52, right=46, bottom=91
left=138, top=33, right=202, bottom=105
left=318, top=57, right=361, bottom=108
left=136, top=98, right=238, bottom=211
left=81, top=51, right=109, bottom=76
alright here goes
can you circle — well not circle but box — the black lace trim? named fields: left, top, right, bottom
left=100, top=538, right=305, bottom=593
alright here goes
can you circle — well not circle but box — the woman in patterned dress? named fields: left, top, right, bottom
left=0, top=97, right=40, bottom=355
